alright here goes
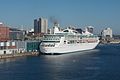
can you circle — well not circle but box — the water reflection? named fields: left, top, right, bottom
left=0, top=57, right=27, bottom=64
left=41, top=49, right=101, bottom=80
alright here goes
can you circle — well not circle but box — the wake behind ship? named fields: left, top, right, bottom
left=40, top=24, right=99, bottom=54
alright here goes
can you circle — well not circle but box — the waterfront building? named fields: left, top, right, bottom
left=101, top=28, right=112, bottom=38
left=0, top=40, right=41, bottom=55
left=0, top=22, right=10, bottom=41
left=0, top=41, right=17, bottom=54
left=15, top=41, right=40, bottom=53
left=9, top=28, right=25, bottom=40
left=100, top=28, right=113, bottom=43
left=26, top=29, right=34, bottom=37
left=34, top=18, right=48, bottom=34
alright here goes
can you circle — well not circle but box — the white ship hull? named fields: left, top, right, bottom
left=40, top=41, right=99, bottom=54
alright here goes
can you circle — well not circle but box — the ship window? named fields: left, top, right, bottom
left=73, top=31, right=78, bottom=33
left=64, top=41, right=66, bottom=44
left=63, top=30, right=69, bottom=32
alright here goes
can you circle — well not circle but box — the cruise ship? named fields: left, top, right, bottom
left=40, top=24, right=99, bottom=54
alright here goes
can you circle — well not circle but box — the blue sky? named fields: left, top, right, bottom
left=0, top=0, right=120, bottom=34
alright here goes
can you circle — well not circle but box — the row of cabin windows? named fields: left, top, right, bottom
left=65, top=37, right=97, bottom=41
left=64, top=40, right=98, bottom=44
left=44, top=38, right=60, bottom=40
left=65, top=35, right=97, bottom=39
left=64, top=40, right=78, bottom=44
left=44, top=36, right=61, bottom=39
left=42, top=44, right=55, bottom=47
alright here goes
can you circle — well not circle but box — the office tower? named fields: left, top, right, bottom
left=34, top=19, right=38, bottom=34
left=34, top=18, right=48, bottom=34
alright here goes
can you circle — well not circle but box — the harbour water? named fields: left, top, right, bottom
left=0, top=44, right=120, bottom=80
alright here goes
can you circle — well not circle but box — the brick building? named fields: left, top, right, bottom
left=0, top=23, right=10, bottom=41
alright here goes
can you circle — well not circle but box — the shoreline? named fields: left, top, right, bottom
left=0, top=52, right=39, bottom=59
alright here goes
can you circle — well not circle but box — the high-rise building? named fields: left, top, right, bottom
left=34, top=19, right=38, bottom=33
left=34, top=18, right=48, bottom=34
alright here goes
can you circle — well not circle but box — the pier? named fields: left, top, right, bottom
left=0, top=52, right=39, bottom=59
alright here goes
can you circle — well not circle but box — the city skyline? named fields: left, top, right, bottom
left=0, top=0, right=120, bottom=34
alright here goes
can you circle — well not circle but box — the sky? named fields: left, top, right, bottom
left=0, top=0, right=120, bottom=34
